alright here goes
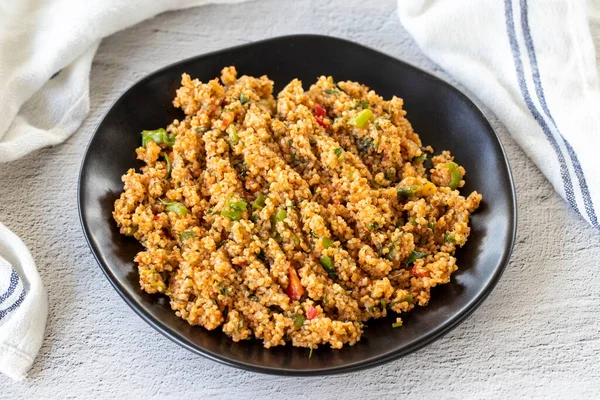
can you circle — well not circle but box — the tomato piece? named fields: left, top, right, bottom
left=411, top=266, right=428, bottom=278
left=314, top=104, right=326, bottom=118
left=314, top=104, right=329, bottom=128
left=306, top=305, right=318, bottom=320
left=287, top=265, right=305, bottom=301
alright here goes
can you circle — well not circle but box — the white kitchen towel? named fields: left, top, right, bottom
left=0, top=0, right=250, bottom=381
left=398, top=0, right=600, bottom=230
left=0, top=223, right=48, bottom=382
left=0, top=0, right=249, bottom=163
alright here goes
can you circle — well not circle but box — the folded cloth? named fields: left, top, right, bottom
left=0, top=223, right=48, bottom=381
left=0, top=0, right=249, bottom=163
left=398, top=0, right=600, bottom=230
left=0, top=0, right=250, bottom=380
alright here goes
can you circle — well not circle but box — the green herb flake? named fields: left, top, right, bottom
left=392, top=321, right=403, bottom=328
left=324, top=88, right=339, bottom=95
left=357, top=137, right=374, bottom=154
left=240, top=93, right=250, bottom=105
left=397, top=185, right=419, bottom=199
left=405, top=250, right=427, bottom=265
left=308, top=345, right=314, bottom=359
left=322, top=237, right=333, bottom=249
left=385, top=243, right=396, bottom=261
left=350, top=99, right=370, bottom=110
left=380, top=299, right=388, bottom=308
left=444, top=235, right=456, bottom=243
left=367, top=222, right=380, bottom=231
left=177, top=231, right=196, bottom=241
left=428, top=221, right=436, bottom=232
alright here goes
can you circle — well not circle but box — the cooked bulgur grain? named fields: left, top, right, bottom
left=113, top=67, right=482, bottom=350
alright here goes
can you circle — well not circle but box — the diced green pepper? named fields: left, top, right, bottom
left=240, top=93, right=249, bottom=105
left=320, top=256, right=337, bottom=280
left=162, top=200, right=188, bottom=216
left=221, top=195, right=247, bottom=221
left=230, top=127, right=239, bottom=145
left=392, top=321, right=403, bottom=328
left=350, top=109, right=374, bottom=128
left=275, top=209, right=287, bottom=222
left=124, top=226, right=138, bottom=236
left=292, top=314, right=305, bottom=330
left=447, top=162, right=461, bottom=189
left=141, top=128, right=175, bottom=147
left=163, top=152, right=171, bottom=179
left=252, top=193, right=267, bottom=210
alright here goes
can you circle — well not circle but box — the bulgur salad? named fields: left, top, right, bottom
left=113, top=66, right=482, bottom=351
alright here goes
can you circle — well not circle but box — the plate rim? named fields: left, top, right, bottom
left=78, top=33, right=517, bottom=376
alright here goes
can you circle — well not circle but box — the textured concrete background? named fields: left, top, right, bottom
left=2, top=0, right=600, bottom=398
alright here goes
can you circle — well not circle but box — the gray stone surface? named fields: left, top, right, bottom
left=2, top=0, right=600, bottom=398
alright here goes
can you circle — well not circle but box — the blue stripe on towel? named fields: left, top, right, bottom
left=504, top=0, right=580, bottom=216
left=519, top=0, right=599, bottom=229
left=0, top=288, right=25, bottom=321
left=0, top=268, right=19, bottom=305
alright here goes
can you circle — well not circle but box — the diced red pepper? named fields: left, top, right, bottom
left=287, top=265, right=305, bottom=301
left=306, top=305, right=318, bottom=320
left=153, top=215, right=161, bottom=221
left=411, top=266, right=428, bottom=278
left=314, top=104, right=328, bottom=128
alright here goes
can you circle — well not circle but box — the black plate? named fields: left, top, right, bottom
left=78, top=34, right=516, bottom=375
